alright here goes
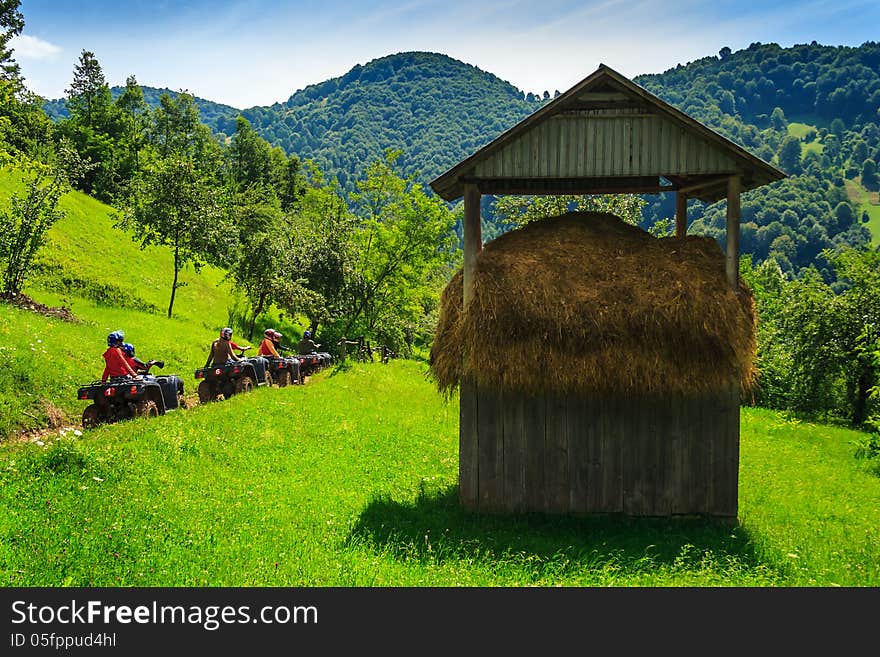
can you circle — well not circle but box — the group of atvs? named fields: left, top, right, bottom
left=76, top=337, right=332, bottom=430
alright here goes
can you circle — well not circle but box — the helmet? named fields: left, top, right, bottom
left=273, top=331, right=282, bottom=339
left=264, top=328, right=275, bottom=338
left=107, top=331, right=122, bottom=346
left=220, top=327, right=233, bottom=339
left=303, top=330, right=311, bottom=339
left=122, top=342, right=135, bottom=357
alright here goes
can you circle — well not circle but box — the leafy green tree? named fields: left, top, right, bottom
left=227, top=115, right=273, bottom=191
left=861, top=158, right=878, bottom=191
left=149, top=91, right=221, bottom=170
left=0, top=0, right=23, bottom=81
left=0, top=143, right=83, bottom=297
left=120, top=156, right=235, bottom=318
left=345, top=149, right=457, bottom=350
left=0, top=1, right=51, bottom=159
left=770, top=106, right=787, bottom=131
left=113, top=75, right=150, bottom=189
left=777, top=135, right=802, bottom=174
left=65, top=50, right=112, bottom=128
left=286, top=164, right=358, bottom=335
left=492, top=193, right=646, bottom=228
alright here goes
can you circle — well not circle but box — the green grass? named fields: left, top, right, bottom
left=787, top=122, right=823, bottom=156
left=845, top=178, right=880, bottom=244
left=0, top=167, right=233, bottom=322
left=0, top=165, right=300, bottom=435
left=1, top=360, right=877, bottom=587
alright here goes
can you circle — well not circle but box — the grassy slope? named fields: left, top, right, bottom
left=0, top=167, right=240, bottom=436
left=845, top=178, right=880, bottom=244
left=1, top=360, right=877, bottom=587
left=787, top=122, right=824, bottom=157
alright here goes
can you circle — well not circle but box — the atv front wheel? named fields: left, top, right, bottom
left=276, top=369, right=291, bottom=387
left=134, top=400, right=159, bottom=418
left=235, top=375, right=254, bottom=394
left=264, top=370, right=274, bottom=387
left=82, top=404, right=101, bottom=429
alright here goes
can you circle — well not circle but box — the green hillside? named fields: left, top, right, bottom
left=0, top=167, right=239, bottom=436
left=1, top=361, right=878, bottom=586
left=239, top=51, right=544, bottom=192
left=43, top=86, right=241, bottom=135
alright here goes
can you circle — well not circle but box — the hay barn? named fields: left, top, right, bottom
left=429, top=65, right=786, bottom=517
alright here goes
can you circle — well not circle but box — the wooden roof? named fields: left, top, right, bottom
left=429, top=64, right=786, bottom=203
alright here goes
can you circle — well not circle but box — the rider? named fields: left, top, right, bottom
left=297, top=329, right=320, bottom=354
left=102, top=331, right=140, bottom=382
left=204, top=327, right=267, bottom=384
left=205, top=327, right=248, bottom=367
left=122, top=342, right=160, bottom=374
left=258, top=328, right=281, bottom=358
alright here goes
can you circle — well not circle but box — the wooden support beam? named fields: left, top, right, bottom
left=675, top=192, right=687, bottom=238
left=463, top=183, right=482, bottom=306
left=725, top=175, right=741, bottom=290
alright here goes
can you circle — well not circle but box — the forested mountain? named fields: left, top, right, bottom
left=238, top=51, right=544, bottom=191
left=238, top=44, right=880, bottom=280
left=633, top=41, right=880, bottom=281
left=43, top=86, right=240, bottom=132
left=41, top=44, right=880, bottom=280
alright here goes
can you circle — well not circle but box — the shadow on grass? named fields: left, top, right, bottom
left=347, top=484, right=774, bottom=579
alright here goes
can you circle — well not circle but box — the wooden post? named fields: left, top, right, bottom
left=463, top=183, right=482, bottom=306
left=675, top=192, right=687, bottom=238
left=725, top=175, right=741, bottom=290
left=338, top=338, right=347, bottom=363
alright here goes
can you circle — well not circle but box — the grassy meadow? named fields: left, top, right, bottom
left=2, top=163, right=879, bottom=588
left=845, top=178, right=880, bottom=244
left=1, top=360, right=878, bottom=587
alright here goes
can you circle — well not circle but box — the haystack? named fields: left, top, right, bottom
left=431, top=211, right=756, bottom=397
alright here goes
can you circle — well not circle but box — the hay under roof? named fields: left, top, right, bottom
left=430, top=212, right=757, bottom=397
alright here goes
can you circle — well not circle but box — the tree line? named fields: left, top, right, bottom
left=3, top=1, right=880, bottom=433
left=0, top=3, right=457, bottom=356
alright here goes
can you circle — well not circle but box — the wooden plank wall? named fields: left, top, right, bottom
left=458, top=384, right=740, bottom=517
left=473, top=114, right=739, bottom=179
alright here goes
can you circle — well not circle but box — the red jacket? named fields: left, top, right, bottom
left=102, top=347, right=137, bottom=381
left=258, top=338, right=279, bottom=357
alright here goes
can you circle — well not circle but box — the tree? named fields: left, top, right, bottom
left=65, top=50, right=111, bottom=128
left=861, top=158, right=878, bottom=191
left=0, top=143, right=82, bottom=298
left=149, top=92, right=220, bottom=170
left=120, top=156, right=235, bottom=317
left=770, top=106, right=787, bottom=131
left=492, top=193, right=646, bottom=229
left=227, top=115, right=273, bottom=190
left=777, top=135, right=802, bottom=174
left=345, top=149, right=457, bottom=349
left=0, top=0, right=23, bottom=81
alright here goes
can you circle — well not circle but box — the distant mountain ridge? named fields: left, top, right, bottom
left=43, top=86, right=241, bottom=132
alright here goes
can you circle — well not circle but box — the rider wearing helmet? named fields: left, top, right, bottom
left=258, top=328, right=281, bottom=358
left=102, top=331, right=140, bottom=382
left=297, top=329, right=320, bottom=355
left=205, top=327, right=250, bottom=367
left=122, top=342, right=160, bottom=374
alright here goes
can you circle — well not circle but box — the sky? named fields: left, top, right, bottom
left=11, top=0, right=880, bottom=109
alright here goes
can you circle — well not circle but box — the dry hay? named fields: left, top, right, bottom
left=430, top=211, right=756, bottom=397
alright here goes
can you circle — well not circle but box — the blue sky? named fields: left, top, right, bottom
left=11, top=0, right=880, bottom=109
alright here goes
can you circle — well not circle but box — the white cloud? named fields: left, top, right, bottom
left=11, top=34, right=62, bottom=60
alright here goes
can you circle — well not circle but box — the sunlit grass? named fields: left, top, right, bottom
left=1, top=361, right=877, bottom=587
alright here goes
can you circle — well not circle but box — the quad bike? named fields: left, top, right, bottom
left=78, top=365, right=186, bottom=429
left=295, top=352, right=323, bottom=378
left=194, top=348, right=271, bottom=403
left=263, top=355, right=301, bottom=387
